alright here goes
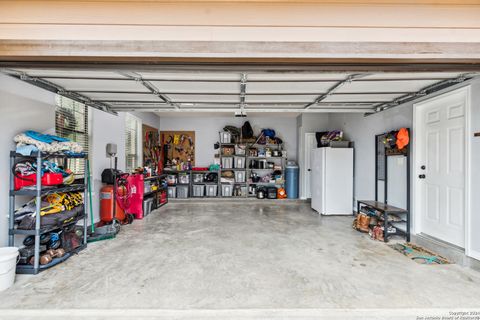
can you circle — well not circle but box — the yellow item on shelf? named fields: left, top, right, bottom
left=40, top=192, right=83, bottom=216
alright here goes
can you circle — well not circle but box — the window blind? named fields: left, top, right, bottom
left=55, top=95, right=89, bottom=177
left=125, top=114, right=140, bottom=173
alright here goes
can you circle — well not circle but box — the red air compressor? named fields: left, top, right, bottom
left=99, top=162, right=134, bottom=225
left=99, top=185, right=127, bottom=223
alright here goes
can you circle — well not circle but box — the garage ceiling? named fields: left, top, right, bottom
left=1, top=67, right=477, bottom=115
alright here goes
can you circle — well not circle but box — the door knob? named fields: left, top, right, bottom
left=421, top=165, right=426, bottom=170
left=419, top=174, right=426, bottom=179
left=308, top=169, right=311, bottom=171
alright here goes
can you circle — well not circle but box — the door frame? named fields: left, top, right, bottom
left=301, top=132, right=316, bottom=199
left=412, top=86, right=473, bottom=257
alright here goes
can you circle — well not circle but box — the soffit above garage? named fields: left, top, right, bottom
left=1, top=67, right=478, bottom=115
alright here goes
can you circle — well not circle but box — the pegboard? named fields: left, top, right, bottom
left=160, top=131, right=195, bottom=166
left=143, top=124, right=160, bottom=171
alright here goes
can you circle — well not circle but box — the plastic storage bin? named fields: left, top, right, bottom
left=143, top=197, right=154, bottom=217
left=144, top=181, right=152, bottom=194
left=178, top=173, right=190, bottom=184
left=177, top=185, right=189, bottom=198
left=235, top=144, right=246, bottom=155
left=192, top=173, right=204, bottom=183
left=235, top=170, right=246, bottom=183
left=233, top=185, right=247, bottom=197
left=166, top=175, right=177, bottom=185
left=192, top=184, right=205, bottom=197
left=285, top=163, right=299, bottom=199
left=205, top=185, right=218, bottom=197
left=221, top=157, right=233, bottom=169
left=167, top=186, right=176, bottom=198
left=234, top=156, right=245, bottom=168
left=222, top=146, right=235, bottom=156
left=221, top=184, right=233, bottom=197
left=220, top=131, right=231, bottom=143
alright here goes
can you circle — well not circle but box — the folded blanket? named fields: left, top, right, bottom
left=14, top=131, right=83, bottom=154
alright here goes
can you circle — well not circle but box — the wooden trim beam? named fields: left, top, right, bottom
left=26, top=1, right=480, bottom=4
left=1, top=40, right=480, bottom=69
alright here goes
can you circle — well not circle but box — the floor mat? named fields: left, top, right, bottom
left=389, top=243, right=451, bottom=265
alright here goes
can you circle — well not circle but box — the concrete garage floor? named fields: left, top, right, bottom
left=1, top=201, right=480, bottom=318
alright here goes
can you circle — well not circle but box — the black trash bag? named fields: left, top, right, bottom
left=242, top=121, right=254, bottom=139
left=316, top=132, right=328, bottom=147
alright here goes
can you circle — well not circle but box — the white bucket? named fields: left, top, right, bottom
left=0, top=247, right=19, bottom=291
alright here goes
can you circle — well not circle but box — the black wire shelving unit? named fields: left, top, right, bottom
left=8, top=151, right=88, bottom=275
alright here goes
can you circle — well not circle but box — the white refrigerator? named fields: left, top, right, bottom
left=311, top=147, right=354, bottom=215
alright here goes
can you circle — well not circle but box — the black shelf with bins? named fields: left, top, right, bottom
left=143, top=174, right=169, bottom=210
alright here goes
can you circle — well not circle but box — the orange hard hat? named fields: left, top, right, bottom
left=396, top=128, right=409, bottom=150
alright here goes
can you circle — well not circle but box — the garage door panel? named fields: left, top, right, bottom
left=246, top=95, right=316, bottom=103
left=167, top=94, right=239, bottom=103
left=15, top=69, right=128, bottom=79
left=323, top=93, right=404, bottom=102
left=46, top=78, right=148, bottom=92
left=247, top=82, right=333, bottom=93
left=150, top=81, right=239, bottom=93
left=336, top=80, right=440, bottom=93
left=247, top=73, right=348, bottom=81
left=137, top=72, right=241, bottom=81
left=362, top=72, right=463, bottom=80
left=85, top=92, right=162, bottom=102
left=247, top=104, right=304, bottom=109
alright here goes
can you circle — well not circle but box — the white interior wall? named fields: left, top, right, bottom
left=132, top=111, right=161, bottom=129
left=0, top=74, right=160, bottom=246
left=0, top=74, right=56, bottom=247
left=159, top=115, right=297, bottom=167
left=89, top=111, right=160, bottom=223
left=89, top=110, right=126, bottom=225
left=327, top=104, right=413, bottom=205
left=328, top=78, right=480, bottom=259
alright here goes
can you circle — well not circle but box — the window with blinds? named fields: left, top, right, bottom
left=55, top=95, right=89, bottom=177
left=125, top=114, right=140, bottom=173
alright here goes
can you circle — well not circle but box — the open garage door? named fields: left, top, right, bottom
left=1, top=65, right=477, bottom=116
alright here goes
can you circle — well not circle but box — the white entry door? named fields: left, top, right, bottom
left=304, top=133, right=317, bottom=199
left=416, top=90, right=468, bottom=248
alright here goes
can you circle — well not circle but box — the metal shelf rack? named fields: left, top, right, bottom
left=356, top=129, right=411, bottom=242
left=8, top=151, right=88, bottom=275
left=219, top=133, right=286, bottom=199
left=165, top=134, right=286, bottom=199
left=143, top=174, right=169, bottom=209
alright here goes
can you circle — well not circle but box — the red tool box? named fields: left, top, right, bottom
left=14, top=172, right=63, bottom=190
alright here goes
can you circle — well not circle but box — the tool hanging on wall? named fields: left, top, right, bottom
left=160, top=131, right=195, bottom=167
